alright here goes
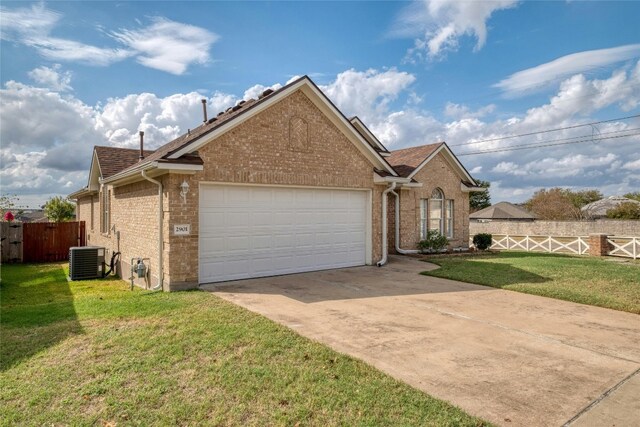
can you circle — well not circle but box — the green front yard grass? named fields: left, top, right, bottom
left=1, top=263, right=488, bottom=426
left=421, top=252, right=640, bottom=314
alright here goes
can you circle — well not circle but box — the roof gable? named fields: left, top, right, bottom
left=387, top=142, right=476, bottom=184
left=107, top=76, right=398, bottom=181
left=94, top=146, right=155, bottom=179
left=470, top=202, right=536, bottom=220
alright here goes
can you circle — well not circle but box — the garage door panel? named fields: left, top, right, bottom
left=199, top=185, right=367, bottom=283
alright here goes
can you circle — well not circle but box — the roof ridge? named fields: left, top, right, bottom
left=389, top=142, right=444, bottom=153
left=95, top=145, right=155, bottom=152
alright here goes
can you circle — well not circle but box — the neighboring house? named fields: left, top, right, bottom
left=69, top=76, right=481, bottom=291
left=581, top=196, right=640, bottom=219
left=14, top=209, right=49, bottom=222
left=470, top=202, right=536, bottom=223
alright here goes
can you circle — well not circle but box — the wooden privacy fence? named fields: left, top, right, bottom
left=1, top=221, right=86, bottom=263
left=0, top=222, right=23, bottom=263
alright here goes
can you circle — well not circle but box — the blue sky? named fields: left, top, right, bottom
left=1, top=1, right=639, bottom=207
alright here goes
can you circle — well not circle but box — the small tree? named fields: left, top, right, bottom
left=43, top=196, right=75, bottom=222
left=470, top=179, right=491, bottom=212
left=472, top=233, right=492, bottom=250
left=417, top=230, right=449, bottom=253
left=606, top=202, right=640, bottom=220
left=566, top=189, right=603, bottom=209
left=525, top=188, right=582, bottom=220
left=3, top=211, right=14, bottom=222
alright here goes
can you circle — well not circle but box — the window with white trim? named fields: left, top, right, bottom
left=429, top=188, right=444, bottom=235
left=90, top=196, right=94, bottom=230
left=420, top=200, right=427, bottom=239
left=421, top=189, right=455, bottom=239
left=446, top=199, right=454, bottom=238
left=101, top=189, right=110, bottom=234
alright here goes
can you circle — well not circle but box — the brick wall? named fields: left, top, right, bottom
left=470, top=219, right=640, bottom=238
left=77, top=178, right=167, bottom=289
left=393, top=152, right=470, bottom=251
left=164, top=89, right=385, bottom=288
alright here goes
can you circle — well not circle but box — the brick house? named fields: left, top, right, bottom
left=69, top=76, right=482, bottom=291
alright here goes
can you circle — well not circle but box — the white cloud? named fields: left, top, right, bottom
left=0, top=3, right=60, bottom=42
left=622, top=158, right=640, bottom=170
left=319, top=68, right=416, bottom=124
left=28, top=64, right=72, bottom=91
left=0, top=3, right=132, bottom=66
left=0, top=4, right=216, bottom=74
left=444, top=102, right=496, bottom=119
left=34, top=37, right=133, bottom=66
left=317, top=66, right=639, bottom=202
left=3, top=65, right=639, bottom=206
left=495, top=44, right=640, bottom=96
left=242, top=83, right=283, bottom=101
left=0, top=80, right=237, bottom=205
left=521, top=60, right=640, bottom=127
left=110, top=17, right=218, bottom=75
left=390, top=0, right=519, bottom=61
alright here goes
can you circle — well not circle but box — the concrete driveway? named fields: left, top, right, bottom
left=201, top=256, right=640, bottom=426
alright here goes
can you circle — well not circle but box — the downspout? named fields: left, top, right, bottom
left=376, top=182, right=396, bottom=266
left=141, top=170, right=164, bottom=291
left=390, top=188, right=420, bottom=254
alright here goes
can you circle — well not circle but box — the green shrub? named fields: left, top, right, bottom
left=472, top=233, right=493, bottom=250
left=417, top=230, right=449, bottom=253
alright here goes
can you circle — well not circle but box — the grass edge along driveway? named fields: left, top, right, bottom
left=421, top=252, right=640, bottom=314
left=1, top=263, right=489, bottom=426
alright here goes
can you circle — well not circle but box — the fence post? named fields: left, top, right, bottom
left=588, top=233, right=609, bottom=257
left=506, top=234, right=510, bottom=250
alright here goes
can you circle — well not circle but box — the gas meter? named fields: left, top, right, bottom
left=136, top=259, right=147, bottom=278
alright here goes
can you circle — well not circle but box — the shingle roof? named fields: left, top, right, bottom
left=95, top=146, right=155, bottom=178
left=581, top=196, right=640, bottom=218
left=470, top=202, right=537, bottom=220
left=110, top=82, right=293, bottom=179
left=386, top=143, right=443, bottom=177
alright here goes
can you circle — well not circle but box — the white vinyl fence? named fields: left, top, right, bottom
left=471, top=234, right=640, bottom=259
left=607, top=236, right=639, bottom=259
left=488, top=234, right=590, bottom=255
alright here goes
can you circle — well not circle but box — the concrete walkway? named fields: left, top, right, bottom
left=202, top=255, right=640, bottom=426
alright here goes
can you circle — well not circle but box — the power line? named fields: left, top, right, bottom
left=455, top=126, right=640, bottom=150
left=457, top=131, right=640, bottom=156
left=450, top=114, right=640, bottom=147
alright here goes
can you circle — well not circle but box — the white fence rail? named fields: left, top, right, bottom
left=607, top=236, right=639, bottom=259
left=488, top=234, right=590, bottom=255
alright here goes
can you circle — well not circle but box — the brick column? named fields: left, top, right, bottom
left=588, top=233, right=610, bottom=257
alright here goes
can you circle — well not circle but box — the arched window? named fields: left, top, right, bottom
left=429, top=188, right=444, bottom=235
left=420, top=188, right=454, bottom=239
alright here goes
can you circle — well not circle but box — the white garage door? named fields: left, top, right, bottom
left=199, top=184, right=368, bottom=284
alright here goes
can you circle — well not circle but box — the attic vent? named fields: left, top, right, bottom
left=238, top=100, right=246, bottom=106
left=232, top=105, right=241, bottom=112
left=207, top=117, right=217, bottom=124
left=262, top=88, right=274, bottom=97
left=218, top=111, right=224, bottom=117
left=289, top=116, right=308, bottom=152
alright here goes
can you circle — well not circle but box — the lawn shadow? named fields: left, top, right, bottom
left=202, top=259, right=498, bottom=304
left=422, top=259, right=551, bottom=289
left=1, top=263, right=83, bottom=371
left=486, top=251, right=576, bottom=260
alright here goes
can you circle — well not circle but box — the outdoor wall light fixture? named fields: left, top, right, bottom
left=179, top=180, right=190, bottom=203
